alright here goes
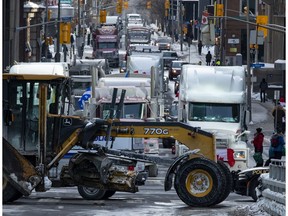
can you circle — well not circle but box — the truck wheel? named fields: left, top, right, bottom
left=148, top=164, right=158, bottom=177
left=77, top=186, right=106, bottom=200
left=103, top=190, right=116, bottom=199
left=174, top=158, right=225, bottom=207
left=215, top=160, right=233, bottom=204
left=249, top=178, right=259, bottom=201
left=3, top=177, right=23, bottom=203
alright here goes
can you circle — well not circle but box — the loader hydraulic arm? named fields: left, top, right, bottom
left=93, top=119, right=216, bottom=161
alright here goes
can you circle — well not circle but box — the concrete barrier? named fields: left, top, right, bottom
left=259, top=159, right=286, bottom=216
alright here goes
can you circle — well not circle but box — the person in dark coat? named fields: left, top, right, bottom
left=205, top=51, right=212, bottom=66
left=272, top=103, right=286, bottom=134
left=264, top=130, right=285, bottom=166
left=251, top=128, right=264, bottom=167
left=259, top=78, right=268, bottom=102
left=198, top=40, right=203, bottom=55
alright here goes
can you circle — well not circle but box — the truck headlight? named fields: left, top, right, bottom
left=234, top=150, right=246, bottom=160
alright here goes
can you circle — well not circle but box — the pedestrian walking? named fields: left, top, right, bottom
left=264, top=130, right=285, bottom=166
left=205, top=51, right=212, bottom=66
left=259, top=78, right=268, bottom=102
left=70, top=33, right=75, bottom=54
left=272, top=102, right=286, bottom=134
left=251, top=128, right=264, bottom=167
left=198, top=40, right=203, bottom=55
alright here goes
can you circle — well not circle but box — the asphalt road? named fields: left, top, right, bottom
left=3, top=163, right=255, bottom=216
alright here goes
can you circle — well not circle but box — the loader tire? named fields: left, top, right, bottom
left=174, top=157, right=225, bottom=207
left=77, top=186, right=107, bottom=200
left=215, top=160, right=233, bottom=204
left=3, top=177, right=23, bottom=203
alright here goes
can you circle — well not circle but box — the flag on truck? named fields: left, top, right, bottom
left=78, top=87, right=91, bottom=109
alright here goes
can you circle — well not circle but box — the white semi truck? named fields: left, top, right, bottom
left=81, top=74, right=159, bottom=176
left=176, top=65, right=250, bottom=172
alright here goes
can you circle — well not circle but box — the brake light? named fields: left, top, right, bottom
left=128, top=165, right=135, bottom=171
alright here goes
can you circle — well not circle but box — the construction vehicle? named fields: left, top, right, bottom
left=176, top=65, right=250, bottom=173
left=3, top=63, right=233, bottom=207
left=92, top=26, right=120, bottom=67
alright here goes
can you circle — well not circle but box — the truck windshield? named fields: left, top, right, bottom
left=102, top=103, right=143, bottom=119
left=98, top=42, right=117, bottom=49
left=129, top=32, right=149, bottom=39
left=188, top=102, right=240, bottom=123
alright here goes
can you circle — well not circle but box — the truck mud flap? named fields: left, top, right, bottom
left=3, top=138, right=41, bottom=196
left=164, top=149, right=201, bottom=191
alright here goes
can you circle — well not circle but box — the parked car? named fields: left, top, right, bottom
left=156, top=36, right=172, bottom=51
left=162, top=51, right=178, bottom=68
left=168, top=60, right=188, bottom=81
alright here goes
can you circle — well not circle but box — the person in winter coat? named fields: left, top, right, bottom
left=198, top=40, right=203, bottom=55
left=205, top=51, right=212, bottom=66
left=251, top=128, right=264, bottom=167
left=272, top=103, right=286, bottom=134
left=259, top=78, right=268, bottom=102
left=264, top=130, right=285, bottom=166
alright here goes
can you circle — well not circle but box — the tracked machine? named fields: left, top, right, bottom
left=3, top=63, right=233, bottom=207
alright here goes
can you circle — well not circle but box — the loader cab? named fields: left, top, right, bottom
left=2, top=63, right=79, bottom=159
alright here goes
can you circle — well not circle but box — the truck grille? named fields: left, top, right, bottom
left=102, top=52, right=114, bottom=58
left=216, top=138, right=229, bottom=148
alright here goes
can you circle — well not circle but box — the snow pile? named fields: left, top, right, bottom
left=231, top=199, right=271, bottom=216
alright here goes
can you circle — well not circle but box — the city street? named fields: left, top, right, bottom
left=3, top=163, right=259, bottom=216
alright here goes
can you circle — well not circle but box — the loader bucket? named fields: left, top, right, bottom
left=3, top=138, right=41, bottom=196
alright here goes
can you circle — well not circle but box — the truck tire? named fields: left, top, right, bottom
left=148, top=164, right=158, bottom=177
left=3, top=177, right=23, bottom=203
left=77, top=186, right=107, bottom=200
left=249, top=178, right=259, bottom=201
left=215, top=160, right=233, bottom=204
left=103, top=190, right=116, bottom=199
left=174, top=157, right=225, bottom=207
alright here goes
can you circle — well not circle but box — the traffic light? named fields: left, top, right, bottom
left=116, top=0, right=122, bottom=14
left=100, top=10, right=107, bottom=23
left=60, top=22, right=71, bottom=44
left=165, top=0, right=170, bottom=9
left=146, top=1, right=151, bottom=9
left=216, top=4, right=224, bottom=16
left=47, top=9, right=52, bottom=21
left=124, top=1, right=128, bottom=9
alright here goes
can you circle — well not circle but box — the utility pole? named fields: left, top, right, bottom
left=246, top=0, right=252, bottom=122
left=180, top=0, right=183, bottom=51
left=55, top=1, right=61, bottom=62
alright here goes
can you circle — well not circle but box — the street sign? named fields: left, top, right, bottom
left=227, top=38, right=239, bottom=44
left=62, top=17, right=72, bottom=22
left=251, top=63, right=265, bottom=68
left=250, top=30, right=264, bottom=45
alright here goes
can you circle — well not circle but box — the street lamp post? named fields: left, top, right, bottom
left=55, top=1, right=61, bottom=62
left=246, top=1, right=252, bottom=122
